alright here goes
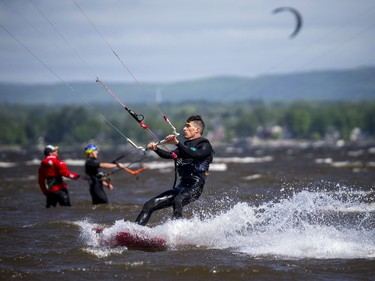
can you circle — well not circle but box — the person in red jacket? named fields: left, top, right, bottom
left=38, top=145, right=80, bottom=208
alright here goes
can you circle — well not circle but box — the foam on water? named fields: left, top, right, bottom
left=0, top=161, right=17, bottom=168
left=78, top=187, right=375, bottom=259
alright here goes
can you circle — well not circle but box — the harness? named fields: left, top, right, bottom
left=172, top=138, right=213, bottom=187
left=96, top=172, right=111, bottom=185
left=45, top=176, right=63, bottom=189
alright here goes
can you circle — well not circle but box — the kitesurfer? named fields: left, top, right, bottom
left=84, top=144, right=124, bottom=205
left=135, top=115, right=214, bottom=225
left=38, top=145, right=80, bottom=208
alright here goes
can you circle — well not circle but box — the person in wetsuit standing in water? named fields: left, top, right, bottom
left=84, top=144, right=124, bottom=205
left=38, top=145, right=80, bottom=208
left=135, top=115, right=214, bottom=225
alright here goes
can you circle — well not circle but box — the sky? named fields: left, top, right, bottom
left=1, top=0, right=375, bottom=84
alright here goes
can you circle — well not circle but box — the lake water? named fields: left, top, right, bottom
left=1, top=144, right=374, bottom=280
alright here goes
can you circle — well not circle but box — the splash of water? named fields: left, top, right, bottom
left=78, top=187, right=375, bottom=259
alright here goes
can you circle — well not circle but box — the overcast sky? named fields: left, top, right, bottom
left=1, top=0, right=375, bottom=84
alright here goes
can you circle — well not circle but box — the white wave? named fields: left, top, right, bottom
left=25, top=159, right=40, bottom=166
left=209, top=163, right=227, bottom=171
left=78, top=189, right=375, bottom=259
left=347, top=150, right=364, bottom=157
left=143, top=161, right=173, bottom=170
left=24, top=156, right=262, bottom=170
left=164, top=191, right=375, bottom=259
left=64, top=159, right=85, bottom=166
left=243, top=174, right=262, bottom=181
left=141, top=161, right=227, bottom=171
left=82, top=246, right=126, bottom=258
left=24, top=158, right=86, bottom=166
left=315, top=158, right=371, bottom=169
left=0, top=161, right=17, bottom=168
left=215, top=156, right=273, bottom=163
left=315, top=158, right=332, bottom=164
left=321, top=202, right=375, bottom=213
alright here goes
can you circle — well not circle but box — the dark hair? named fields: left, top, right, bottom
left=186, top=115, right=205, bottom=134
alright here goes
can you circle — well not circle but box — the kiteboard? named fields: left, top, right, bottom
left=94, top=227, right=168, bottom=251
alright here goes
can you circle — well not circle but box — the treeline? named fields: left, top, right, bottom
left=1, top=101, right=374, bottom=148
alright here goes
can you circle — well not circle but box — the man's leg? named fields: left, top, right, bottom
left=46, top=193, right=57, bottom=208
left=135, top=189, right=179, bottom=225
left=56, top=189, right=71, bottom=206
left=172, top=180, right=204, bottom=219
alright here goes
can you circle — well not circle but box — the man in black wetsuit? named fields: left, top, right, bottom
left=135, top=115, right=214, bottom=225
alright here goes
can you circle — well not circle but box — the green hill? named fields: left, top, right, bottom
left=0, top=67, right=374, bottom=105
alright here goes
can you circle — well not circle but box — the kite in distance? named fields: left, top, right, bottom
left=272, top=7, right=303, bottom=38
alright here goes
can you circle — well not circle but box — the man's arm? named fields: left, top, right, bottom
left=147, top=141, right=175, bottom=159
left=38, top=166, right=48, bottom=194
left=176, top=141, right=213, bottom=159
left=154, top=147, right=176, bottom=159
left=56, top=160, right=80, bottom=180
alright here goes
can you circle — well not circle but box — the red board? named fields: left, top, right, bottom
left=94, top=228, right=168, bottom=251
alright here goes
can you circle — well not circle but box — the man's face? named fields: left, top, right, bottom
left=183, top=121, right=199, bottom=140
left=91, top=150, right=98, bottom=158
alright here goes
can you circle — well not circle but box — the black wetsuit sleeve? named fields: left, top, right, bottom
left=154, top=148, right=175, bottom=159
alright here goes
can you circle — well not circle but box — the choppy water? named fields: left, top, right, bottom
left=1, top=145, right=374, bottom=280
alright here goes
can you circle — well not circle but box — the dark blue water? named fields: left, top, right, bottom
left=1, top=145, right=374, bottom=280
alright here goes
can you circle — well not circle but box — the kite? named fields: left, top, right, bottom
left=273, top=7, right=303, bottom=38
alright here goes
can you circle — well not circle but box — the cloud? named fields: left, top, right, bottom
left=1, top=0, right=375, bottom=83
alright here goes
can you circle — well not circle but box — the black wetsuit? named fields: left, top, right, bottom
left=135, top=137, right=214, bottom=225
left=85, top=157, right=108, bottom=205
